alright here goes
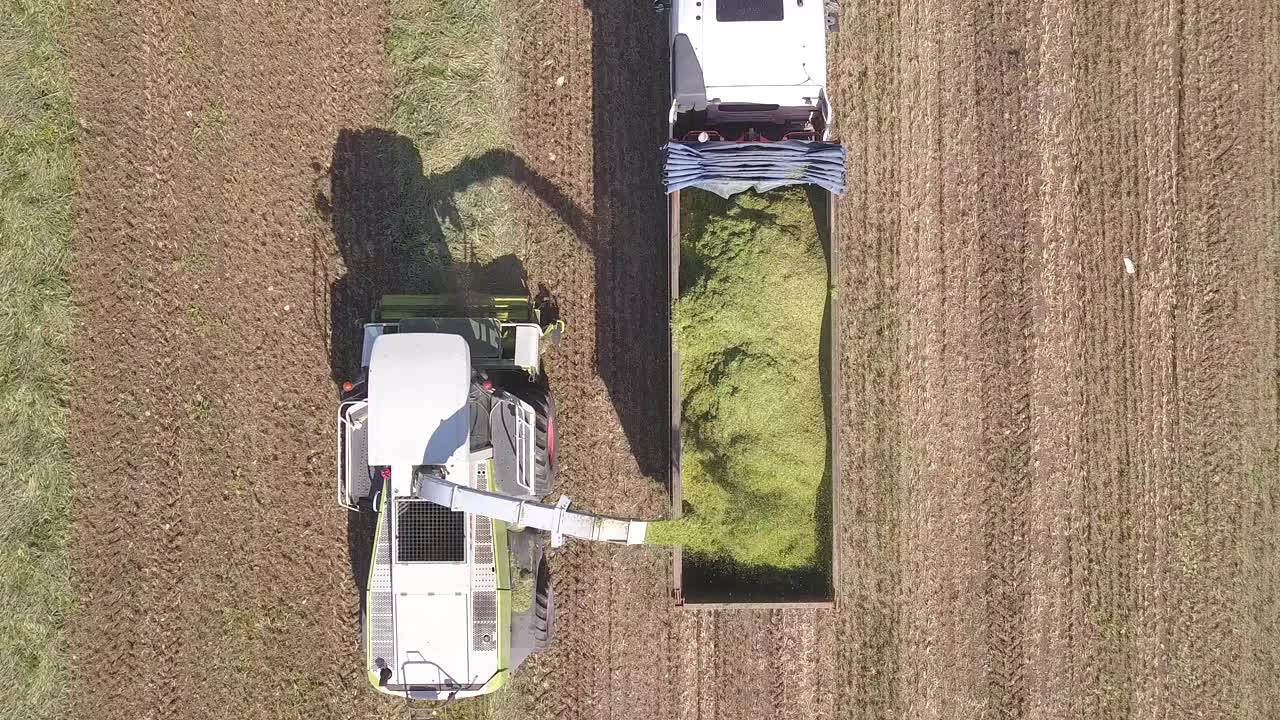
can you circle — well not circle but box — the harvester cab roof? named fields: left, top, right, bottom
left=367, top=333, right=471, bottom=479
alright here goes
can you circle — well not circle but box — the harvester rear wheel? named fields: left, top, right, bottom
left=532, top=555, right=555, bottom=650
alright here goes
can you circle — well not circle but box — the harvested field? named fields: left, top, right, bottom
left=61, top=0, right=1279, bottom=717
left=67, top=0, right=394, bottom=718
left=826, top=0, right=1280, bottom=717
left=505, top=0, right=1280, bottom=718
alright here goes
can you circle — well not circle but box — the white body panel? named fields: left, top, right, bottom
left=419, top=476, right=648, bottom=546
left=367, top=333, right=471, bottom=492
left=395, top=593, right=471, bottom=686
left=671, top=0, right=827, bottom=109
left=512, top=324, right=542, bottom=370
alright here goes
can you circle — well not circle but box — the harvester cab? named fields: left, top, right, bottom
left=337, top=294, right=646, bottom=701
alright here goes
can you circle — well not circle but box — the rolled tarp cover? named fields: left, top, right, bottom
left=662, top=140, right=847, bottom=197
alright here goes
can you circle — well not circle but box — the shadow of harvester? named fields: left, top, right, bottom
left=320, top=129, right=591, bottom=384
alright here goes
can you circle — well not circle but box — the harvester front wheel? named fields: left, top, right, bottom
left=511, top=385, right=557, bottom=498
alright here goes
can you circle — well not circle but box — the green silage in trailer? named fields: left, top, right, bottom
left=650, top=188, right=829, bottom=575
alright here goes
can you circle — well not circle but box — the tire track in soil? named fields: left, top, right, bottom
left=776, top=610, right=832, bottom=718
left=711, top=611, right=778, bottom=720
left=70, top=0, right=201, bottom=716
left=972, top=1, right=1038, bottom=717
left=891, top=0, right=991, bottom=715
left=1127, top=6, right=1185, bottom=713
left=68, top=0, right=151, bottom=710
left=827, top=0, right=905, bottom=717
left=1162, top=1, right=1265, bottom=717
left=1023, top=0, right=1078, bottom=714
left=130, top=3, right=193, bottom=713
left=1064, top=2, right=1142, bottom=715
left=1243, top=4, right=1280, bottom=717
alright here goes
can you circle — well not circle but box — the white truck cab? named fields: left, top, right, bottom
left=664, top=0, right=845, bottom=196
left=669, top=0, right=830, bottom=132
left=668, top=0, right=833, bottom=141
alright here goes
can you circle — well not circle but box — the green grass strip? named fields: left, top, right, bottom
left=0, top=0, right=76, bottom=717
left=388, top=0, right=518, bottom=266
left=648, top=188, right=827, bottom=570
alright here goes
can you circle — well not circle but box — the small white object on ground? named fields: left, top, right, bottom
left=556, top=76, right=565, bottom=86
left=1123, top=257, right=1135, bottom=275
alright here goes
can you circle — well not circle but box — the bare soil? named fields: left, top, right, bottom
left=67, top=0, right=1279, bottom=718
left=823, top=1, right=1280, bottom=717
left=67, top=0, right=400, bottom=718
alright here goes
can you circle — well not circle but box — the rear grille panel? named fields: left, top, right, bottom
left=472, top=591, right=498, bottom=651
left=474, top=521, right=494, bottom=565
left=396, top=501, right=466, bottom=563
left=470, top=465, right=498, bottom=651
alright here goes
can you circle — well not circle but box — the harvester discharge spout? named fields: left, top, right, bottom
left=415, top=473, right=649, bottom=547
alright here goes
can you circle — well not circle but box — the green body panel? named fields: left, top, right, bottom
left=485, top=519, right=512, bottom=694
left=364, top=478, right=389, bottom=689
left=375, top=294, right=537, bottom=324
left=490, top=460, right=513, bottom=678
left=374, top=294, right=540, bottom=371
left=480, top=668, right=510, bottom=694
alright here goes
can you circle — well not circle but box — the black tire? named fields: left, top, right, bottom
left=510, top=385, right=557, bottom=497
left=532, top=556, right=555, bottom=650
